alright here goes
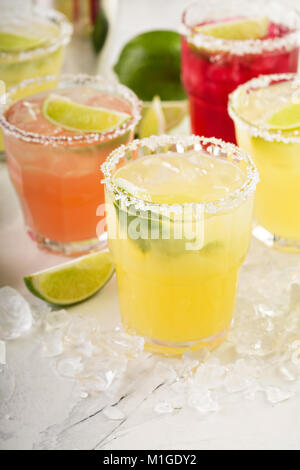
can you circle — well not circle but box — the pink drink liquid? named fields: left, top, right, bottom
left=181, top=21, right=299, bottom=143
left=4, top=87, right=133, bottom=250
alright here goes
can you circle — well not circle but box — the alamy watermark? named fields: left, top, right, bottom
left=96, top=202, right=205, bottom=251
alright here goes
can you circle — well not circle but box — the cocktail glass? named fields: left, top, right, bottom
left=102, top=135, right=258, bottom=356
left=0, top=74, right=141, bottom=256
left=0, top=6, right=73, bottom=158
left=0, top=7, right=72, bottom=89
left=180, top=0, right=300, bottom=143
left=229, top=73, right=300, bottom=252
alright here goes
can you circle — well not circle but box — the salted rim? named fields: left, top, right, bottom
left=0, top=74, right=142, bottom=146
left=228, top=73, right=300, bottom=144
left=180, top=1, right=300, bottom=56
left=101, top=135, right=259, bottom=216
left=0, top=7, right=73, bottom=62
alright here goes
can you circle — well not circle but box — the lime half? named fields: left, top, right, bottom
left=42, top=94, right=131, bottom=133
left=138, top=96, right=166, bottom=138
left=266, top=102, right=300, bottom=130
left=24, top=251, right=114, bottom=306
left=196, top=17, right=269, bottom=40
left=114, top=30, right=185, bottom=101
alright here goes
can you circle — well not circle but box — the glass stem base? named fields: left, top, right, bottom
left=252, top=224, right=300, bottom=253
left=27, top=229, right=107, bottom=257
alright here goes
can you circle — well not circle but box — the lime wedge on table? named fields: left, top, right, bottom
left=138, top=96, right=166, bottom=138
left=266, top=102, right=300, bottom=130
left=195, top=17, right=269, bottom=40
left=42, top=94, right=131, bottom=133
left=24, top=251, right=114, bottom=307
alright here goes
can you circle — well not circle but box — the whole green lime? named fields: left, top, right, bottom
left=114, top=30, right=186, bottom=101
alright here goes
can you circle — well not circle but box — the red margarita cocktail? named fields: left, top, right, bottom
left=181, top=0, right=300, bottom=143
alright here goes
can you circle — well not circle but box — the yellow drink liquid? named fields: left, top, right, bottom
left=230, top=76, right=300, bottom=247
left=105, top=141, right=256, bottom=355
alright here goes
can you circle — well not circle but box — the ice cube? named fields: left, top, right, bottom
left=56, top=356, right=83, bottom=378
left=103, top=406, right=125, bottom=420
left=0, top=287, right=33, bottom=340
left=43, top=330, right=64, bottom=357
left=279, top=365, right=296, bottom=382
left=187, top=390, right=219, bottom=414
left=265, top=387, right=293, bottom=404
left=45, top=310, right=70, bottom=330
left=224, top=360, right=257, bottom=393
left=194, top=358, right=226, bottom=389
left=154, top=401, right=174, bottom=414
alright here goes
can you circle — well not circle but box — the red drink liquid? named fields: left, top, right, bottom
left=181, top=20, right=299, bottom=143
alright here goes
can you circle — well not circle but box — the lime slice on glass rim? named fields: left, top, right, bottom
left=113, top=177, right=152, bottom=202
left=266, top=101, right=300, bottom=131
left=0, top=32, right=47, bottom=52
left=195, top=17, right=269, bottom=40
left=24, top=251, right=114, bottom=307
left=141, top=99, right=188, bottom=132
left=0, top=22, right=59, bottom=52
left=138, top=96, right=166, bottom=138
left=42, top=94, right=131, bottom=133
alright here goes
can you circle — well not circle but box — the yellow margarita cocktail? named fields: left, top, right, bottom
left=102, top=135, right=258, bottom=355
left=229, top=73, right=300, bottom=251
left=0, top=6, right=72, bottom=157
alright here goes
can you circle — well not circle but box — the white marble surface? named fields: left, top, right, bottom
left=2, top=0, right=300, bottom=451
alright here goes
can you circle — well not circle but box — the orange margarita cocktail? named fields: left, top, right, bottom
left=0, top=75, right=141, bottom=255
left=102, top=135, right=258, bottom=355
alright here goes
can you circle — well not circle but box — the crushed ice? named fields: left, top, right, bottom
left=0, top=287, right=33, bottom=340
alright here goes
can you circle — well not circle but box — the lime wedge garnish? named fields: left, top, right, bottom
left=0, top=22, right=60, bottom=52
left=42, top=94, right=132, bottom=133
left=141, top=100, right=188, bottom=132
left=0, top=32, right=49, bottom=52
left=24, top=251, right=114, bottom=306
left=195, top=17, right=269, bottom=40
left=113, top=177, right=152, bottom=202
left=138, top=96, right=166, bottom=138
left=266, top=102, right=300, bottom=130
